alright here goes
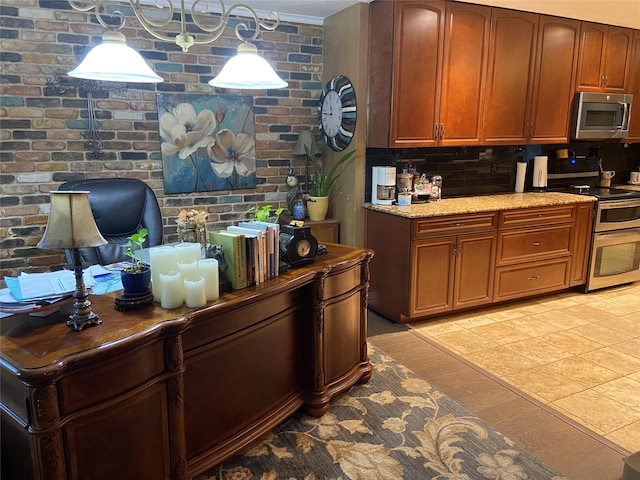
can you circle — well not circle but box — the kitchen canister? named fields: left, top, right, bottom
left=533, top=156, right=548, bottom=189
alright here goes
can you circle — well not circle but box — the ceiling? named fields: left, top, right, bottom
left=227, top=0, right=371, bottom=25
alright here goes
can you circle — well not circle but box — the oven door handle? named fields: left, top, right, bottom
left=593, top=228, right=640, bottom=247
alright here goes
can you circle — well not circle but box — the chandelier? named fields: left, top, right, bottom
left=67, top=0, right=288, bottom=89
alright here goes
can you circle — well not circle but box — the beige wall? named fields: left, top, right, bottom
left=323, top=4, right=369, bottom=247
left=457, top=0, right=640, bottom=29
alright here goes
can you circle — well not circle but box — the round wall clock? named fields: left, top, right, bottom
left=318, top=75, right=357, bottom=152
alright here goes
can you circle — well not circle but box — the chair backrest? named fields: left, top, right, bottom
left=59, top=178, right=163, bottom=265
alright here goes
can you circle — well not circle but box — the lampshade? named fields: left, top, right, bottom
left=38, top=191, right=108, bottom=250
left=294, top=130, right=319, bottom=156
left=68, top=31, right=164, bottom=83
left=209, top=43, right=287, bottom=89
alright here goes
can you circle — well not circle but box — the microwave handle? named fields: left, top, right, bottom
left=620, top=102, right=631, bottom=131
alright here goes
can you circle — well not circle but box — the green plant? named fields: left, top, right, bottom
left=123, top=228, right=148, bottom=272
left=305, top=145, right=356, bottom=197
left=244, top=204, right=284, bottom=223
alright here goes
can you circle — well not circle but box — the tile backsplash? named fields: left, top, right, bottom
left=365, top=142, right=640, bottom=201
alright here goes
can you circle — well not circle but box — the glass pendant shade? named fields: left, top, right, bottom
left=209, top=43, right=287, bottom=89
left=68, top=31, right=163, bottom=83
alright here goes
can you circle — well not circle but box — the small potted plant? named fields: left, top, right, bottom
left=121, top=228, right=151, bottom=296
left=305, top=145, right=356, bottom=221
left=244, top=204, right=284, bottom=223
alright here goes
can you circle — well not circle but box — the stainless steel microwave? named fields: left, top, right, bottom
left=571, top=91, right=632, bottom=140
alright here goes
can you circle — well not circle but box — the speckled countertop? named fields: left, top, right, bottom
left=615, top=183, right=640, bottom=192
left=363, top=192, right=595, bottom=219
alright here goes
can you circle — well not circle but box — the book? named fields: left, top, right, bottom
left=209, top=231, right=247, bottom=290
left=226, top=226, right=263, bottom=286
left=238, top=221, right=280, bottom=278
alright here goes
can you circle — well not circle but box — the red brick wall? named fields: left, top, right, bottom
left=0, top=0, right=323, bottom=278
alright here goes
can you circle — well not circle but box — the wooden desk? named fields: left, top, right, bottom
left=1, top=245, right=373, bottom=480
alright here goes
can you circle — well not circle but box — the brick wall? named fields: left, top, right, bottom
left=0, top=0, right=323, bottom=280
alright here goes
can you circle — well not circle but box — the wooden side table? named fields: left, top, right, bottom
left=305, top=218, right=340, bottom=243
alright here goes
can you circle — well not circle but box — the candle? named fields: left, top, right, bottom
left=184, top=277, right=206, bottom=308
left=178, top=260, right=199, bottom=281
left=149, top=246, right=178, bottom=300
left=198, top=258, right=219, bottom=301
left=159, top=271, right=183, bottom=309
left=175, top=242, right=202, bottom=263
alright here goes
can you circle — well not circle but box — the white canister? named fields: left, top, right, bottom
left=533, top=156, right=548, bottom=188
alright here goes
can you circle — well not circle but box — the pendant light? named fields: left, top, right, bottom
left=68, top=31, right=163, bottom=83
left=209, top=43, right=287, bottom=89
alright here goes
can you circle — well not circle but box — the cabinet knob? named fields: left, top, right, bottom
left=453, top=223, right=464, bottom=227
left=527, top=276, right=539, bottom=281
left=532, top=241, right=542, bottom=246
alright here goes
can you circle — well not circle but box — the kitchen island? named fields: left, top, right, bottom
left=365, top=192, right=596, bottom=323
left=1, top=244, right=373, bottom=480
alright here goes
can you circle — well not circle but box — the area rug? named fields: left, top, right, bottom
left=197, top=345, right=567, bottom=480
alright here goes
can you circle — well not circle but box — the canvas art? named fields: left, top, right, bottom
left=156, top=93, right=256, bottom=193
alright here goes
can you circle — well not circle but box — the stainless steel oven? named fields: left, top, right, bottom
left=587, top=198, right=640, bottom=291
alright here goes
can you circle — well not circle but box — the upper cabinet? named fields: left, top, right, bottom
left=576, top=23, right=633, bottom=92
left=367, top=0, right=490, bottom=147
left=625, top=30, right=640, bottom=141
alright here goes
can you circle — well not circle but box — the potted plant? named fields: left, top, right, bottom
left=305, top=145, right=356, bottom=221
left=121, top=228, right=152, bottom=296
left=244, top=204, right=284, bottom=223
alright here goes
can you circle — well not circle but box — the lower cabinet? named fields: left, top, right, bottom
left=366, top=200, right=594, bottom=324
left=411, top=232, right=496, bottom=316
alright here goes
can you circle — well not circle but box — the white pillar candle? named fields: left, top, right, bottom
left=159, top=271, right=183, bottom=309
left=149, top=246, right=178, bottom=301
left=198, top=258, right=219, bottom=301
left=178, top=260, right=199, bottom=281
left=175, top=242, right=202, bottom=263
left=184, top=277, right=206, bottom=308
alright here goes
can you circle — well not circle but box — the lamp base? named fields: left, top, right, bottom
left=67, top=310, right=102, bottom=332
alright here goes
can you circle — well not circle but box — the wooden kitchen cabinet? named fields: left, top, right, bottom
left=625, top=29, right=640, bottom=141
left=576, top=23, right=633, bottom=92
left=367, top=0, right=490, bottom=147
left=570, top=202, right=594, bottom=286
left=366, top=209, right=497, bottom=322
left=482, top=12, right=580, bottom=144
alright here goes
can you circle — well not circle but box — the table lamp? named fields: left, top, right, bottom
left=37, top=191, right=107, bottom=331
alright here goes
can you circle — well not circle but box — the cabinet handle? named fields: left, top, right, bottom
left=532, top=241, right=542, bottom=246
left=440, top=123, right=445, bottom=140
left=434, top=123, right=440, bottom=139
left=528, top=276, right=539, bottom=281
left=537, top=214, right=544, bottom=217
left=452, top=223, right=464, bottom=227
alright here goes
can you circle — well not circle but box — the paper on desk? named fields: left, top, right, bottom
left=11, top=270, right=96, bottom=301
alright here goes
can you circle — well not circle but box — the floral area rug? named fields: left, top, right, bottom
left=197, top=345, right=567, bottom=480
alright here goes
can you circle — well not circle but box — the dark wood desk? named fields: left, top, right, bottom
left=1, top=245, right=373, bottom=480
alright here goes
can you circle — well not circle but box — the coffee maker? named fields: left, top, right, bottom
left=371, top=166, right=396, bottom=205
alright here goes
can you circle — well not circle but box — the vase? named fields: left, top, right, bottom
left=307, top=196, right=329, bottom=221
left=177, top=221, right=207, bottom=249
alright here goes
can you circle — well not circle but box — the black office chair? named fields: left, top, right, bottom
left=59, top=178, right=164, bottom=265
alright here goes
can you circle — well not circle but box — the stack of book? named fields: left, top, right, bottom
left=209, top=221, right=280, bottom=290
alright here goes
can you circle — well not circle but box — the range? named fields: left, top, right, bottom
left=547, top=156, right=640, bottom=292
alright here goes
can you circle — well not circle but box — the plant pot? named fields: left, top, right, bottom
left=307, top=196, right=329, bottom=221
left=120, top=265, right=152, bottom=297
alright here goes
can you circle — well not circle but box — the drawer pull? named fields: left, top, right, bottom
left=452, top=223, right=464, bottom=227
left=528, top=276, right=539, bottom=281
left=532, top=241, right=542, bottom=246
left=537, top=214, right=544, bottom=217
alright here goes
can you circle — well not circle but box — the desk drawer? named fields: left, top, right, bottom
left=494, top=258, right=570, bottom=302
left=499, top=205, right=575, bottom=228
left=496, top=225, right=572, bottom=265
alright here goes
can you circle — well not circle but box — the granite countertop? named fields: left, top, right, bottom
left=614, top=183, right=640, bottom=192
left=363, top=192, right=595, bottom=219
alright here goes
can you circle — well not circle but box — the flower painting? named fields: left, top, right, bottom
left=156, top=93, right=256, bottom=193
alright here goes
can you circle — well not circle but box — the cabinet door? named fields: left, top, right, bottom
left=410, top=236, right=455, bottom=317
left=528, top=17, right=580, bottom=143
left=601, top=26, right=632, bottom=91
left=576, top=22, right=607, bottom=91
left=570, top=202, right=594, bottom=286
left=454, top=232, right=496, bottom=310
left=482, top=10, right=538, bottom=145
left=627, top=30, right=640, bottom=141
left=576, top=23, right=632, bottom=92
left=438, top=2, right=490, bottom=146
left=391, top=0, right=445, bottom=146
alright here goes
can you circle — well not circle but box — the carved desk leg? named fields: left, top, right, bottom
left=30, top=383, right=66, bottom=480
left=165, top=336, right=188, bottom=480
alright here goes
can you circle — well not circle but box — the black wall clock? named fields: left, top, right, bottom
left=318, top=75, right=357, bottom=152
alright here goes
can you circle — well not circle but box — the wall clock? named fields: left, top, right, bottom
left=318, top=75, right=357, bottom=152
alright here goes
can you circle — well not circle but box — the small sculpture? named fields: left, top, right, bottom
left=206, top=244, right=231, bottom=293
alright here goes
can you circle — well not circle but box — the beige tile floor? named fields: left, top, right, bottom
left=411, top=281, right=640, bottom=454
